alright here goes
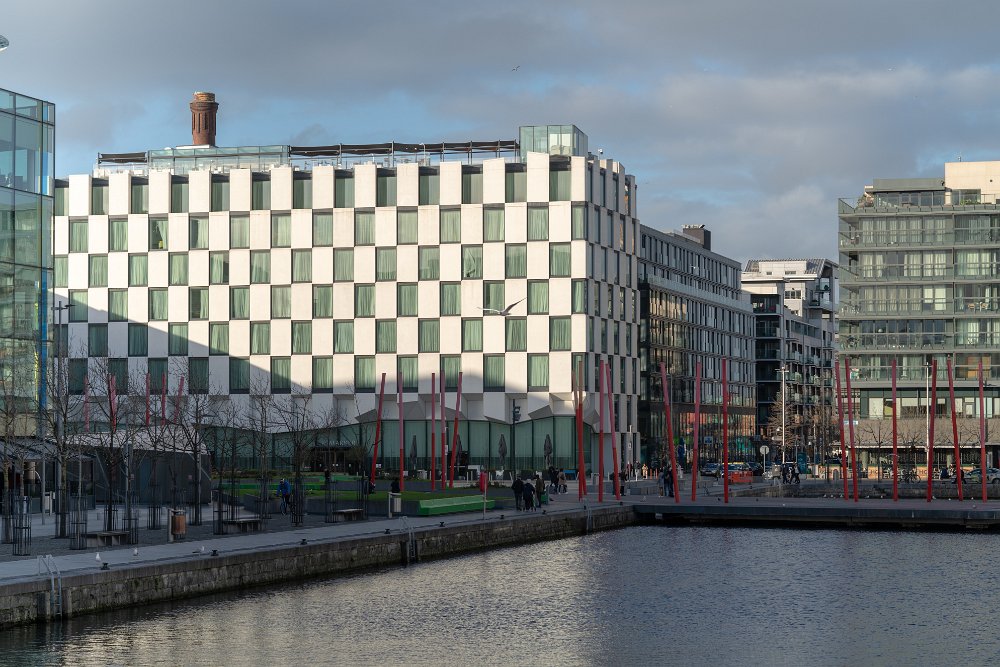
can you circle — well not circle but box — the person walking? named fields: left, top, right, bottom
left=557, top=470, right=567, bottom=494
left=535, top=475, right=545, bottom=506
left=512, top=477, right=524, bottom=511
left=548, top=466, right=559, bottom=494
left=277, top=478, right=291, bottom=515
left=522, top=478, right=536, bottom=511
left=665, top=463, right=675, bottom=498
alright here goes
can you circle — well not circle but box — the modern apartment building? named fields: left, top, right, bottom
left=53, top=94, right=640, bottom=475
left=742, top=258, right=837, bottom=464
left=0, top=87, right=54, bottom=433
left=637, top=225, right=756, bottom=468
left=839, top=165, right=1000, bottom=470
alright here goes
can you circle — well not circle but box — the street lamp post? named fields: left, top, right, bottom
left=780, top=364, right=789, bottom=464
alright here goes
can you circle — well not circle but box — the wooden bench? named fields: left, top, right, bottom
left=330, top=508, right=365, bottom=522
left=222, top=517, right=263, bottom=533
left=83, top=530, right=128, bottom=548
left=417, top=496, right=494, bottom=516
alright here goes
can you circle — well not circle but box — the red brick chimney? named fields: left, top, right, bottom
left=190, top=92, right=219, bottom=146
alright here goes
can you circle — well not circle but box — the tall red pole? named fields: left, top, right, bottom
left=369, top=373, right=386, bottom=486
left=440, top=378, right=446, bottom=491
left=834, top=360, right=848, bottom=500
left=722, top=358, right=730, bottom=504
left=598, top=360, right=606, bottom=503
left=691, top=360, right=702, bottom=502
left=398, top=372, right=405, bottom=493
left=979, top=361, right=987, bottom=503
left=144, top=372, right=150, bottom=427
left=927, top=359, right=937, bottom=502
left=845, top=358, right=859, bottom=502
left=430, top=373, right=436, bottom=492
left=575, top=361, right=587, bottom=500
left=891, top=359, right=899, bottom=502
left=947, top=358, right=962, bottom=501
left=608, top=363, right=621, bottom=501
left=449, top=372, right=463, bottom=488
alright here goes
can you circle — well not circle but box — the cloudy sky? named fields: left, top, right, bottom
left=4, top=0, right=999, bottom=263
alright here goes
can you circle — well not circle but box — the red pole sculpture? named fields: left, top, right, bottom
left=891, top=359, right=899, bottom=502
left=449, top=372, right=463, bottom=488
left=947, top=359, right=962, bottom=501
left=835, top=361, right=848, bottom=500
left=658, top=362, right=679, bottom=504
left=979, top=361, right=987, bottom=503
left=440, top=378, right=446, bottom=491
left=927, top=359, right=937, bottom=502
left=369, top=373, right=386, bottom=487
left=83, top=375, right=90, bottom=432
left=845, top=359, right=859, bottom=502
left=608, top=364, right=621, bottom=501
left=597, top=360, right=606, bottom=502
left=398, top=372, right=405, bottom=494
left=430, top=373, right=436, bottom=492
left=691, top=360, right=702, bottom=502
left=722, top=358, right=730, bottom=504
left=575, top=361, right=587, bottom=500
left=160, top=373, right=167, bottom=424
left=144, top=372, right=151, bottom=427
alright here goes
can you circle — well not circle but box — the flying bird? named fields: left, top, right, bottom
left=477, top=298, right=525, bottom=316
left=512, top=65, right=520, bottom=71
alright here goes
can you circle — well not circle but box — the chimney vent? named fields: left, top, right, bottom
left=190, top=92, right=219, bottom=146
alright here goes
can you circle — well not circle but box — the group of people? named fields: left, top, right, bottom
left=781, top=464, right=801, bottom=484
left=658, top=464, right=676, bottom=497
left=547, top=466, right=568, bottom=494
left=511, top=475, right=547, bottom=511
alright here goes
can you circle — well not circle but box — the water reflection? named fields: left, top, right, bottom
left=1, top=527, right=998, bottom=665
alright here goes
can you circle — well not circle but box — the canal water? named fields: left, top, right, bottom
left=1, top=525, right=998, bottom=666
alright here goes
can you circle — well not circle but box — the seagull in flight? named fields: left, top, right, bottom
left=478, top=298, right=524, bottom=316
left=511, top=65, right=520, bottom=71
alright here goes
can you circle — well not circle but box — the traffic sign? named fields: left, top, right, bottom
left=760, top=445, right=770, bottom=455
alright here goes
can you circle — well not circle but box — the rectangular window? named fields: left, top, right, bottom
left=550, top=243, right=571, bottom=277
left=550, top=316, right=571, bottom=351
left=54, top=187, right=67, bottom=217
left=335, top=173, right=355, bottom=208
left=229, top=358, right=249, bottom=393
left=252, top=178, right=270, bottom=210
left=189, top=216, right=208, bottom=249
left=69, top=359, right=87, bottom=395
left=506, top=318, right=527, bottom=351
left=109, top=218, right=128, bottom=252
left=293, top=176, right=312, bottom=209
left=484, top=207, right=504, bottom=242
left=462, top=170, right=483, bottom=204
left=170, top=180, right=189, bottom=213
left=550, top=169, right=571, bottom=201
left=440, top=209, right=461, bottom=243
left=527, top=205, right=549, bottom=241
left=313, top=212, right=333, bottom=246
left=528, top=354, right=549, bottom=390
left=271, top=357, right=292, bottom=393
left=354, top=284, right=375, bottom=318
left=376, top=247, right=397, bottom=281
left=69, top=220, right=88, bottom=253
left=397, top=283, right=418, bottom=316
left=292, top=249, right=312, bottom=282
left=128, top=323, right=148, bottom=356
left=355, top=356, right=375, bottom=392
left=505, top=169, right=526, bottom=203
left=441, top=355, right=461, bottom=390
left=130, top=181, right=148, bottom=214
left=461, top=245, right=482, bottom=279
left=376, top=173, right=396, bottom=207
left=169, top=253, right=188, bottom=285
left=418, top=247, right=439, bottom=280
left=230, top=215, right=249, bottom=249
left=462, top=318, right=483, bottom=351
left=440, top=283, right=461, bottom=316
left=271, top=213, right=291, bottom=247
left=505, top=244, right=526, bottom=278
left=484, top=355, right=504, bottom=391
left=313, top=285, right=333, bottom=318
left=313, top=357, right=333, bottom=392
left=54, top=256, right=68, bottom=287
left=88, top=324, right=108, bottom=357
left=250, top=251, right=270, bottom=283
left=89, top=255, right=108, bottom=287
left=484, top=282, right=505, bottom=312
left=334, top=248, right=354, bottom=282
left=572, top=204, right=586, bottom=240
left=292, top=321, right=312, bottom=354
left=251, top=321, right=271, bottom=355
left=397, top=209, right=418, bottom=245
left=210, top=251, right=229, bottom=284
left=189, top=357, right=209, bottom=394
left=168, top=323, right=189, bottom=355
left=418, top=319, right=439, bottom=352
left=149, top=358, right=168, bottom=393
left=69, top=290, right=88, bottom=321
left=572, top=279, right=587, bottom=313
left=528, top=281, right=549, bottom=314
left=334, top=320, right=354, bottom=353
left=271, top=285, right=291, bottom=318
left=91, top=184, right=108, bottom=215
left=108, top=358, right=128, bottom=392
left=149, top=288, right=168, bottom=321
left=108, top=289, right=128, bottom=321
left=398, top=356, right=418, bottom=392
left=189, top=287, right=208, bottom=320
left=230, top=286, right=249, bottom=319
left=149, top=217, right=167, bottom=250
left=572, top=353, right=587, bottom=388
left=418, top=172, right=439, bottom=205
left=211, top=179, right=229, bottom=212
left=209, top=322, right=229, bottom=355
left=375, top=320, right=396, bottom=353
left=355, top=210, right=375, bottom=245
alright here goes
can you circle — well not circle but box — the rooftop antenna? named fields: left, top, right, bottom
left=0, top=35, right=9, bottom=52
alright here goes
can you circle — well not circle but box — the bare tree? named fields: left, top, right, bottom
left=40, top=341, right=86, bottom=537
left=245, top=376, right=276, bottom=519
left=0, top=346, right=40, bottom=542
left=168, top=359, right=219, bottom=526
left=766, top=392, right=798, bottom=463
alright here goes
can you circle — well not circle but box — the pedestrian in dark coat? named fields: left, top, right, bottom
left=535, top=475, right=545, bottom=505
left=522, top=479, right=536, bottom=511
left=512, top=477, right=524, bottom=510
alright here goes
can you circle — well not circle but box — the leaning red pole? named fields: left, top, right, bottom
left=608, top=363, right=621, bottom=501
left=370, top=373, right=386, bottom=486
left=575, top=361, right=587, bottom=500
left=722, top=358, right=730, bottom=504
left=440, top=379, right=446, bottom=491
left=691, top=361, right=702, bottom=502
left=891, top=359, right=899, bottom=502
left=845, top=358, right=859, bottom=502
left=927, top=359, right=937, bottom=502
left=598, top=360, right=606, bottom=503
left=430, top=373, right=437, bottom=491
left=449, top=372, right=463, bottom=488
left=947, top=359, right=962, bottom=501
left=979, top=361, right=987, bottom=503
left=834, top=360, right=848, bottom=500
left=398, top=372, right=404, bottom=493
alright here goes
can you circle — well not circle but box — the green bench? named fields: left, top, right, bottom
left=417, top=496, right=495, bottom=516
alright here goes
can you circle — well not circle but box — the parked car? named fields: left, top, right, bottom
left=700, top=463, right=721, bottom=478
left=747, top=462, right=764, bottom=476
left=962, top=468, right=1000, bottom=484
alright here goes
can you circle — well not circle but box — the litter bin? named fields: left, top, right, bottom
left=388, top=493, right=402, bottom=518
left=170, top=509, right=187, bottom=540
left=42, top=492, right=52, bottom=514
